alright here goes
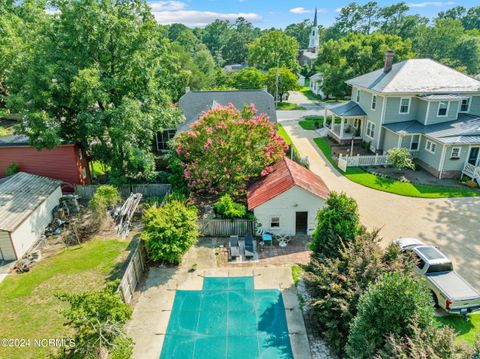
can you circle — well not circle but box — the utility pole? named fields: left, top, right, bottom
left=274, top=56, right=280, bottom=109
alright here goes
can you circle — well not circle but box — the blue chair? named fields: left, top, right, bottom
left=244, top=235, right=254, bottom=258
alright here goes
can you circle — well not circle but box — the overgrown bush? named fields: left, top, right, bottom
left=304, top=230, right=414, bottom=356
left=310, top=192, right=361, bottom=258
left=141, top=199, right=198, bottom=264
left=347, top=272, right=434, bottom=358
left=378, top=320, right=479, bottom=359
left=56, top=281, right=133, bottom=359
left=5, top=162, right=19, bottom=176
left=214, top=194, right=246, bottom=219
left=387, top=147, right=415, bottom=171
left=88, top=185, right=121, bottom=218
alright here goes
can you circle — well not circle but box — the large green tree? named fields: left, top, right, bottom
left=264, top=68, right=299, bottom=102
left=7, top=0, right=184, bottom=182
left=314, top=32, right=414, bottom=98
left=232, top=67, right=265, bottom=89
left=247, top=30, right=299, bottom=71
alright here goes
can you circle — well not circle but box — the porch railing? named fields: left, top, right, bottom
left=462, top=162, right=480, bottom=181
left=338, top=153, right=389, bottom=171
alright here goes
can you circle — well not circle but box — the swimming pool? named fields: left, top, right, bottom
left=160, top=276, right=294, bottom=359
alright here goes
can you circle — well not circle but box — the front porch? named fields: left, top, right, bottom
left=323, top=100, right=367, bottom=145
left=462, top=162, right=480, bottom=183
left=327, top=122, right=363, bottom=144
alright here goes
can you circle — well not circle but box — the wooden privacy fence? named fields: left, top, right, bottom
left=198, top=219, right=255, bottom=237
left=75, top=183, right=172, bottom=199
left=118, top=241, right=147, bottom=304
left=338, top=153, right=389, bottom=171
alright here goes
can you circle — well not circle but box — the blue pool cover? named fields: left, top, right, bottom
left=160, top=276, right=294, bottom=359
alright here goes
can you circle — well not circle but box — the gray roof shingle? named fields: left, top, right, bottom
left=383, top=113, right=480, bottom=145
left=328, top=101, right=367, bottom=117
left=178, top=90, right=277, bottom=132
left=346, top=59, right=480, bottom=94
left=0, top=172, right=61, bottom=232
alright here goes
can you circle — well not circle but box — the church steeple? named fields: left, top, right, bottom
left=308, top=8, right=320, bottom=51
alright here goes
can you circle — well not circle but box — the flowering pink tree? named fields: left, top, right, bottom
left=174, top=104, right=288, bottom=195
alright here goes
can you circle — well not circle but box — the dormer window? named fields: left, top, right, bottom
left=437, top=101, right=448, bottom=117
left=460, top=98, right=470, bottom=112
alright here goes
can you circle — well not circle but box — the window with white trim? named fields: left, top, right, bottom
left=156, top=129, right=176, bottom=152
left=270, top=217, right=280, bottom=228
left=437, top=101, right=448, bottom=116
left=410, top=135, right=420, bottom=151
left=371, top=95, right=377, bottom=110
left=450, top=147, right=461, bottom=159
left=366, top=121, right=375, bottom=138
left=460, top=98, right=470, bottom=112
left=399, top=98, right=410, bottom=114
left=356, top=90, right=360, bottom=103
left=425, top=140, right=436, bottom=154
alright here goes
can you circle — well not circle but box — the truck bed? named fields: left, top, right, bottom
left=427, top=271, right=480, bottom=301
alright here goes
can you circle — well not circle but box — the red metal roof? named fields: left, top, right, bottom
left=247, top=157, right=329, bottom=210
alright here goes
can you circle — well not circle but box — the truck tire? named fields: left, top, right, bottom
left=431, top=291, right=439, bottom=307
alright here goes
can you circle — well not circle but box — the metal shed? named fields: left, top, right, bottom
left=0, top=172, right=62, bottom=262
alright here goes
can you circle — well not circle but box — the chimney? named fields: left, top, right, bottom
left=384, top=51, right=394, bottom=73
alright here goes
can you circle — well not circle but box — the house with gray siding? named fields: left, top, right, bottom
left=327, top=52, right=480, bottom=180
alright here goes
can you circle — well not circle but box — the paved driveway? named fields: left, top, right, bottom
left=278, top=111, right=480, bottom=291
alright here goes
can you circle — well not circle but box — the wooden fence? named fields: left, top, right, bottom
left=75, top=183, right=172, bottom=200
left=338, top=153, right=389, bottom=171
left=198, top=219, right=255, bottom=237
left=117, top=241, right=147, bottom=304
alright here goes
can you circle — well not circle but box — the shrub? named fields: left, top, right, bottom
left=173, top=104, right=288, bottom=196
left=387, top=147, right=415, bottom=171
left=214, top=194, right=246, bottom=219
left=465, top=179, right=478, bottom=188
left=310, top=192, right=361, bottom=258
left=56, top=281, right=133, bottom=358
left=378, top=320, right=478, bottom=359
left=304, top=230, right=414, bottom=356
left=5, top=162, right=19, bottom=176
left=89, top=185, right=121, bottom=219
left=141, top=199, right=198, bottom=264
left=347, top=272, right=434, bottom=358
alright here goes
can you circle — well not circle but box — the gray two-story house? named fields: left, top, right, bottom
left=327, top=52, right=480, bottom=180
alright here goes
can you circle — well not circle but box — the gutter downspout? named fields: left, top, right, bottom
left=439, top=144, right=447, bottom=179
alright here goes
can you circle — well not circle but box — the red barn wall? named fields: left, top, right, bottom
left=0, top=144, right=90, bottom=185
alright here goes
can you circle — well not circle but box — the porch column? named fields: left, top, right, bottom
left=340, top=117, right=345, bottom=139
left=324, top=107, right=328, bottom=128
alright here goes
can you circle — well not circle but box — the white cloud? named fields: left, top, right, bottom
left=335, top=7, right=343, bottom=13
left=289, top=7, right=311, bottom=14
left=153, top=10, right=262, bottom=27
left=148, top=1, right=187, bottom=11
left=407, top=1, right=455, bottom=8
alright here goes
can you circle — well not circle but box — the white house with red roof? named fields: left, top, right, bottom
left=247, top=157, right=330, bottom=236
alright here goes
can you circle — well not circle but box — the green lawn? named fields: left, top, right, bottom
left=0, top=239, right=130, bottom=359
left=276, top=102, right=306, bottom=110
left=435, top=314, right=480, bottom=346
left=299, top=117, right=324, bottom=130
left=313, top=137, right=480, bottom=198
left=300, top=87, right=322, bottom=102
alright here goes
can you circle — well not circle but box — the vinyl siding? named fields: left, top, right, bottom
left=383, top=97, right=418, bottom=124
left=0, top=231, right=16, bottom=261
left=416, top=100, right=428, bottom=123
left=253, top=186, right=326, bottom=236
left=383, top=130, right=400, bottom=151
left=354, top=87, right=384, bottom=150
left=10, top=187, right=61, bottom=258
left=469, top=96, right=480, bottom=115
left=425, top=101, right=460, bottom=125
left=442, top=145, right=470, bottom=171
left=417, top=137, right=443, bottom=170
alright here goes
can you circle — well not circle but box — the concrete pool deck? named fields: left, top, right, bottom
left=126, top=266, right=312, bottom=359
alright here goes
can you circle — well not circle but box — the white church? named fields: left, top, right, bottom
left=298, top=8, right=320, bottom=67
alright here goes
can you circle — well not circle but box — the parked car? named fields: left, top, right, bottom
left=394, top=237, right=480, bottom=315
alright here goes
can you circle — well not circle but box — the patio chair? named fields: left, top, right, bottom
left=229, top=235, right=240, bottom=260
left=244, top=235, right=255, bottom=258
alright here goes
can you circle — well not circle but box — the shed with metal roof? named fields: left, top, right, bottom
left=0, top=172, right=62, bottom=261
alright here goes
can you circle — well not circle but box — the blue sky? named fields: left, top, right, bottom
left=148, top=0, right=478, bottom=28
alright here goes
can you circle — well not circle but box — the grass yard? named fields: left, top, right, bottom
left=299, top=117, right=324, bottom=130
left=278, top=124, right=300, bottom=158
left=435, top=314, right=480, bottom=346
left=314, top=137, right=480, bottom=198
left=276, top=102, right=306, bottom=110
left=300, top=87, right=322, bottom=102
left=0, top=239, right=130, bottom=359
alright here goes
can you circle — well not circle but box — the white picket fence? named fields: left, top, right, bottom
left=338, top=153, right=389, bottom=171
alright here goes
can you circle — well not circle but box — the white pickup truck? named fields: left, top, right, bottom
left=395, top=238, right=480, bottom=315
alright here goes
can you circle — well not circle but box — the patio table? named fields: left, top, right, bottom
left=262, top=233, right=273, bottom=246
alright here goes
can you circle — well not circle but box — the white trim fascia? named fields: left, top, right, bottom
left=399, top=97, right=411, bottom=115
left=436, top=101, right=450, bottom=117
left=425, top=101, right=431, bottom=125
left=377, top=96, right=387, bottom=149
